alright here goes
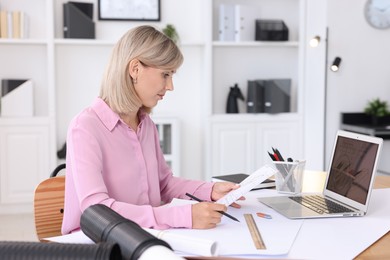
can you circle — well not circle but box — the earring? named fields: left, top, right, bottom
left=133, top=78, right=137, bottom=84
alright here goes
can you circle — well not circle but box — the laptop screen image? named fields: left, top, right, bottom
left=325, top=135, right=380, bottom=205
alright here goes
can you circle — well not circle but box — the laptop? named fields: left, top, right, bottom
left=257, top=130, right=383, bottom=219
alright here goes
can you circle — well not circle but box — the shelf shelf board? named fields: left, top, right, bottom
left=0, top=116, right=50, bottom=126
left=212, top=41, right=299, bottom=47
left=0, top=39, right=47, bottom=45
left=54, top=39, right=205, bottom=47
left=210, top=113, right=302, bottom=123
left=54, top=39, right=115, bottom=46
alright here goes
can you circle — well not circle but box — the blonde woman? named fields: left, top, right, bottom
left=62, top=25, right=242, bottom=234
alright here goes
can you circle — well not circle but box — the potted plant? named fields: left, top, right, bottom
left=162, top=24, right=180, bottom=44
left=364, top=98, right=390, bottom=125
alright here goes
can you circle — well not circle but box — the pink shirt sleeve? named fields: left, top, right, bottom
left=61, top=98, right=214, bottom=234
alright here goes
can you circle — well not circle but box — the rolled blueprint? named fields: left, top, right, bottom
left=80, top=204, right=183, bottom=260
left=145, top=228, right=219, bottom=256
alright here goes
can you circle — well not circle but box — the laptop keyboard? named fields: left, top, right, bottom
left=289, top=195, right=354, bottom=214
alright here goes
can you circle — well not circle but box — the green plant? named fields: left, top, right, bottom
left=162, top=24, right=179, bottom=44
left=364, top=98, right=390, bottom=117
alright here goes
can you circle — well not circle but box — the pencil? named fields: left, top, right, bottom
left=185, top=193, right=240, bottom=222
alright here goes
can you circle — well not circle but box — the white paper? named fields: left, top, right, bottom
left=287, top=188, right=390, bottom=259
left=145, top=228, right=218, bottom=257
left=216, top=164, right=277, bottom=206
left=169, top=189, right=302, bottom=256
left=45, top=230, right=94, bottom=244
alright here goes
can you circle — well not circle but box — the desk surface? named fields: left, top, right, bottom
left=301, top=171, right=390, bottom=259
left=187, top=171, right=390, bottom=260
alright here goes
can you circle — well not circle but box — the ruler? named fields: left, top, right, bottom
left=244, top=213, right=266, bottom=250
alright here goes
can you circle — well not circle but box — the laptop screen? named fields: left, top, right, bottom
left=326, top=135, right=379, bottom=205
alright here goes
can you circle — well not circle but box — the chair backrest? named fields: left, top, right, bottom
left=33, top=175, right=65, bottom=241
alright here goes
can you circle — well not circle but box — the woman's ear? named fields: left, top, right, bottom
left=128, top=59, right=140, bottom=80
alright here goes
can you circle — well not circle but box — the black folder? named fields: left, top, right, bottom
left=63, top=1, right=95, bottom=39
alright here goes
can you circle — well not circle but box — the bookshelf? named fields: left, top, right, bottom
left=0, top=0, right=308, bottom=212
left=0, top=0, right=206, bottom=213
left=205, top=0, right=305, bottom=179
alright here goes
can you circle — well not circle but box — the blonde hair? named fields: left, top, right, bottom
left=99, top=25, right=184, bottom=114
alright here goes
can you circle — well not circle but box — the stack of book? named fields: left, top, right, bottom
left=0, top=9, right=28, bottom=39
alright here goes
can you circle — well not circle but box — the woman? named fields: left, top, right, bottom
left=62, top=25, right=242, bottom=234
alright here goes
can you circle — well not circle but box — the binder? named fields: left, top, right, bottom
left=247, top=79, right=291, bottom=114
left=218, top=4, right=235, bottom=41
left=247, top=80, right=265, bottom=113
left=63, top=1, right=95, bottom=39
left=234, top=5, right=260, bottom=42
left=1, top=79, right=33, bottom=117
left=264, top=79, right=291, bottom=113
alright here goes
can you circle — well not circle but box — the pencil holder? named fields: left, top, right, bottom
left=272, top=160, right=306, bottom=194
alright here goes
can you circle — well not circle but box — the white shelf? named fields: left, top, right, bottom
left=54, top=39, right=115, bottom=46
left=0, top=116, right=50, bottom=125
left=210, top=113, right=302, bottom=122
left=54, top=38, right=206, bottom=47
left=212, top=41, right=299, bottom=47
left=0, top=39, right=48, bottom=45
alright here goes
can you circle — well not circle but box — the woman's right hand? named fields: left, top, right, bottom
left=191, top=202, right=227, bottom=229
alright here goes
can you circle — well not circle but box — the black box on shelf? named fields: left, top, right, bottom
left=63, top=1, right=95, bottom=39
left=247, top=79, right=291, bottom=114
left=255, top=19, right=288, bottom=41
left=342, top=112, right=390, bottom=126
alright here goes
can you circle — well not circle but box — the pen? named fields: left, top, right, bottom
left=185, top=193, right=240, bottom=222
left=256, top=212, right=272, bottom=219
left=272, top=147, right=285, bottom=162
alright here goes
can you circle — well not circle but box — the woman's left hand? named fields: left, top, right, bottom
left=211, top=182, right=245, bottom=208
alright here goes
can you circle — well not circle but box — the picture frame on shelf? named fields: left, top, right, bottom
left=98, top=0, right=160, bottom=21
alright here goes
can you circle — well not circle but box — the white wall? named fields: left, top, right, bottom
left=303, top=0, right=327, bottom=171
left=325, top=0, right=390, bottom=172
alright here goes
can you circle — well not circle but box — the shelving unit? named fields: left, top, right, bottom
left=0, top=0, right=206, bottom=213
left=205, top=0, right=305, bottom=179
left=0, top=0, right=55, bottom=213
left=0, top=0, right=309, bottom=212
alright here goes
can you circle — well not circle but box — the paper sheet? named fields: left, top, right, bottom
left=45, top=231, right=94, bottom=244
left=287, top=188, right=390, bottom=259
left=216, top=164, right=277, bottom=206
left=169, top=192, right=303, bottom=256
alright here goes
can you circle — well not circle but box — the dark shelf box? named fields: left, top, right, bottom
left=342, top=112, right=390, bottom=126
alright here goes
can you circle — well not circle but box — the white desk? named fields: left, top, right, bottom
left=186, top=171, right=390, bottom=259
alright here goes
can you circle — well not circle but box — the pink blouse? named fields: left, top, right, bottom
left=61, top=98, right=214, bottom=234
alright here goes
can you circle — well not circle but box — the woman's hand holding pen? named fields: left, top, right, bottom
left=189, top=182, right=245, bottom=229
left=191, top=202, right=227, bottom=229
left=211, top=182, right=245, bottom=209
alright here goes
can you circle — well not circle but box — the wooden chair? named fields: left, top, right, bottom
left=33, top=164, right=66, bottom=241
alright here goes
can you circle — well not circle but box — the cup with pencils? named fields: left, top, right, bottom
left=268, top=148, right=306, bottom=194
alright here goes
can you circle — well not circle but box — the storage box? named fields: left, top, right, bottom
left=255, top=19, right=288, bottom=41
left=1, top=79, right=33, bottom=117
